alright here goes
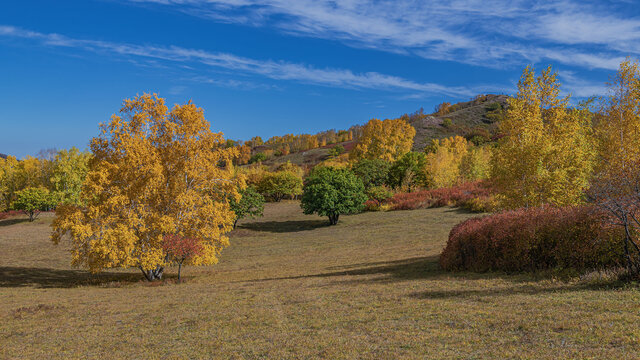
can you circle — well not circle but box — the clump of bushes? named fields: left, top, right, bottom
left=249, top=152, right=267, bottom=164
left=385, top=181, right=494, bottom=212
left=363, top=185, right=394, bottom=211
left=327, top=144, right=345, bottom=157
left=0, top=210, right=23, bottom=220
left=439, top=205, right=625, bottom=272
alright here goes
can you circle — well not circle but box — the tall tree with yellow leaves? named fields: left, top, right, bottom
left=593, top=59, right=640, bottom=177
left=0, top=155, right=20, bottom=211
left=589, top=59, right=640, bottom=273
left=491, top=66, right=595, bottom=208
left=425, top=136, right=469, bottom=188
left=350, top=118, right=416, bottom=162
left=51, top=94, right=240, bottom=281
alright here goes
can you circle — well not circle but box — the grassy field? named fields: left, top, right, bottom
left=1, top=202, right=639, bottom=359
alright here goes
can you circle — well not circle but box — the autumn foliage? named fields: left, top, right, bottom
left=491, top=66, right=595, bottom=209
left=350, top=118, right=416, bottom=162
left=440, top=206, right=624, bottom=272
left=51, top=94, right=240, bottom=280
left=385, top=181, right=494, bottom=211
left=162, top=234, right=204, bottom=282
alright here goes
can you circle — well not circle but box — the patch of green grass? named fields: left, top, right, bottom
left=1, top=203, right=639, bottom=359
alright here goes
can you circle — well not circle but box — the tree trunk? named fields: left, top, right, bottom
left=328, top=213, right=339, bottom=225
left=140, top=265, right=164, bottom=281
left=233, top=218, right=238, bottom=229
left=623, top=220, right=640, bottom=275
left=178, top=262, right=182, bottom=283
left=624, top=221, right=633, bottom=273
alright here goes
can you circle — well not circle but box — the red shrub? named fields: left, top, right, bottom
left=387, top=181, right=493, bottom=211
left=440, top=205, right=625, bottom=272
left=0, top=210, right=24, bottom=220
left=163, top=234, right=203, bottom=262
left=387, top=191, right=431, bottom=210
left=363, top=199, right=380, bottom=211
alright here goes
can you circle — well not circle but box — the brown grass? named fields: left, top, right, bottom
left=1, top=203, right=639, bottom=359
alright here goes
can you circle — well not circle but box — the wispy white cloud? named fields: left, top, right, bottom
left=558, top=70, right=608, bottom=98
left=125, top=0, right=639, bottom=71
left=0, top=25, right=477, bottom=97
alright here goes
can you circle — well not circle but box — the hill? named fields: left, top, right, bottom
left=406, top=94, right=508, bottom=151
left=253, top=94, right=508, bottom=168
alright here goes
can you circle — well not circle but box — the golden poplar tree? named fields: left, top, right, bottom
left=425, top=136, right=469, bottom=188
left=51, top=94, right=240, bottom=280
left=350, top=118, right=416, bottom=162
left=491, top=66, right=595, bottom=208
left=0, top=155, right=20, bottom=211
left=589, top=58, right=640, bottom=273
left=594, top=59, right=640, bottom=176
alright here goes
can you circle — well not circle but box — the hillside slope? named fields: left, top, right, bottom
left=251, top=94, right=508, bottom=168
left=407, top=94, right=508, bottom=151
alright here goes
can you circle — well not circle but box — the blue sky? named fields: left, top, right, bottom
left=1, top=0, right=639, bottom=158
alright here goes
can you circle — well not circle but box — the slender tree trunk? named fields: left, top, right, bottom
left=623, top=220, right=637, bottom=274
left=178, top=262, right=182, bottom=283
left=140, top=265, right=164, bottom=281
left=233, top=218, right=238, bottom=229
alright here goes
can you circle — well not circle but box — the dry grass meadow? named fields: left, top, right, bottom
left=1, top=202, right=639, bottom=359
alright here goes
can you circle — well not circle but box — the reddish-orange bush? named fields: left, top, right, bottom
left=162, top=234, right=204, bottom=282
left=0, top=210, right=37, bottom=220
left=387, top=181, right=493, bottom=211
left=363, top=199, right=380, bottom=211
left=439, top=205, right=625, bottom=272
left=0, top=210, right=21, bottom=220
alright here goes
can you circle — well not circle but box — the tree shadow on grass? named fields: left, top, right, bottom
left=242, top=256, right=447, bottom=283
left=0, top=218, right=30, bottom=227
left=240, top=256, right=633, bottom=298
left=239, top=219, right=330, bottom=233
left=408, top=281, right=631, bottom=300
left=0, top=266, right=141, bottom=288
left=442, top=207, right=481, bottom=215
left=241, top=256, right=569, bottom=286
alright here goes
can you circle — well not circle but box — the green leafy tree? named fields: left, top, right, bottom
left=351, top=158, right=391, bottom=189
left=301, top=167, right=367, bottom=225
left=14, top=186, right=54, bottom=222
left=387, top=152, right=428, bottom=190
left=229, top=186, right=265, bottom=228
left=249, top=153, right=267, bottom=164
left=50, top=147, right=91, bottom=206
left=257, top=171, right=303, bottom=202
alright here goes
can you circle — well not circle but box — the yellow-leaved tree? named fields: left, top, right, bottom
left=350, top=118, right=416, bottom=162
left=51, top=94, right=241, bottom=280
left=0, top=155, right=20, bottom=211
left=588, top=58, right=640, bottom=272
left=594, top=59, right=640, bottom=177
left=491, top=66, right=595, bottom=208
left=424, top=135, right=469, bottom=188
